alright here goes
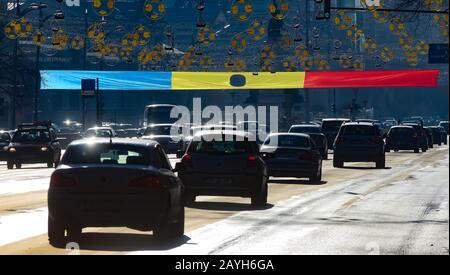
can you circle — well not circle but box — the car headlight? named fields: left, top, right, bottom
left=9, top=148, right=16, bottom=153
left=40, top=147, right=48, bottom=152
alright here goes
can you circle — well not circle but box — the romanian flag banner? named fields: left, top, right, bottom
left=41, top=70, right=440, bottom=91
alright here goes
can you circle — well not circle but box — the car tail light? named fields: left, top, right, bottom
left=129, top=175, right=161, bottom=188
left=412, top=133, right=417, bottom=138
left=181, top=154, right=193, bottom=168
left=300, top=152, right=313, bottom=160
left=247, top=154, right=258, bottom=168
left=50, top=174, right=76, bottom=188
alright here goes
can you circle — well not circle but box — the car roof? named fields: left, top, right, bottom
left=267, top=133, right=311, bottom=138
left=87, top=127, right=113, bottom=130
left=147, top=124, right=177, bottom=127
left=391, top=125, right=414, bottom=129
left=69, top=138, right=159, bottom=147
left=290, top=124, right=320, bottom=128
left=193, top=130, right=251, bottom=138
left=322, top=118, right=351, bottom=121
left=342, top=122, right=375, bottom=127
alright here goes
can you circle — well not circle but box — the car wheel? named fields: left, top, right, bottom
left=376, top=155, right=386, bottom=169
left=7, top=161, right=14, bottom=170
left=333, top=157, right=343, bottom=168
left=48, top=216, right=65, bottom=248
left=323, top=151, right=329, bottom=160
left=15, top=163, right=22, bottom=169
left=251, top=182, right=268, bottom=207
left=67, top=226, right=82, bottom=242
left=184, top=192, right=196, bottom=205
left=414, top=148, right=420, bottom=153
left=385, top=147, right=391, bottom=153
left=309, top=167, right=322, bottom=184
left=47, top=162, right=54, bottom=168
left=154, top=207, right=185, bottom=242
left=422, top=147, right=427, bottom=152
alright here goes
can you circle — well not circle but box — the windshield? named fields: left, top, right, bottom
left=12, top=130, right=50, bottom=143
left=390, top=128, right=414, bottom=135
left=341, top=125, right=377, bottom=136
left=189, top=139, right=255, bottom=155
left=0, top=132, right=10, bottom=142
left=290, top=126, right=321, bottom=134
left=62, top=144, right=152, bottom=166
left=85, top=129, right=112, bottom=138
left=322, top=121, right=346, bottom=132
left=146, top=107, right=177, bottom=125
left=144, top=125, right=174, bottom=136
left=264, top=135, right=310, bottom=148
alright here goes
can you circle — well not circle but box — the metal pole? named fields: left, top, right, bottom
left=34, top=7, right=43, bottom=122
left=96, top=78, right=100, bottom=126
left=333, top=88, right=337, bottom=117
left=11, top=0, right=20, bottom=129
left=82, top=8, right=88, bottom=131
left=304, top=0, right=311, bottom=123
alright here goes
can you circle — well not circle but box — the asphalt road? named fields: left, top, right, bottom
left=0, top=146, right=448, bottom=255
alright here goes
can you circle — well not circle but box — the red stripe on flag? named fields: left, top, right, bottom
left=304, top=70, right=440, bottom=88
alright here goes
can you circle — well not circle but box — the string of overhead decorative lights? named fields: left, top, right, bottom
left=3, top=0, right=448, bottom=71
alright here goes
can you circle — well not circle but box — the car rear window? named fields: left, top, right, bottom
left=12, top=130, right=50, bottom=142
left=62, top=144, right=152, bottom=166
left=189, top=138, right=256, bottom=155
left=264, top=135, right=311, bottom=148
left=390, top=128, right=414, bottom=135
left=341, top=125, right=377, bottom=136
left=290, top=126, right=321, bottom=134
left=85, top=129, right=112, bottom=138
left=321, top=121, right=346, bottom=132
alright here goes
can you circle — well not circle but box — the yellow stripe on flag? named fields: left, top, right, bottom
left=172, top=72, right=306, bottom=90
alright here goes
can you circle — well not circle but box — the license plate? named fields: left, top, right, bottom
left=83, top=200, right=122, bottom=212
left=204, top=177, right=233, bottom=185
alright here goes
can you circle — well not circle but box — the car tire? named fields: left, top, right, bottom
left=309, top=167, right=322, bottom=184
left=385, top=147, right=391, bottom=153
left=394, top=149, right=399, bottom=152
left=333, top=157, right=344, bottom=168
left=376, top=155, right=386, bottom=169
left=7, top=161, right=14, bottom=170
left=184, top=193, right=196, bottom=205
left=48, top=216, right=65, bottom=248
left=67, top=226, right=82, bottom=243
left=251, top=182, right=268, bottom=207
left=154, top=207, right=185, bottom=242
left=323, top=151, right=329, bottom=160
left=422, top=147, right=427, bottom=153
left=15, top=163, right=22, bottom=169
left=47, top=162, right=54, bottom=168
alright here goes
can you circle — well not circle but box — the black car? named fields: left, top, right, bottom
left=439, top=121, right=449, bottom=135
left=47, top=139, right=184, bottom=247
left=333, top=122, right=386, bottom=168
left=423, top=127, right=434, bottom=149
left=176, top=130, right=268, bottom=207
left=403, top=123, right=428, bottom=152
left=6, top=122, right=62, bottom=169
left=141, top=124, right=186, bottom=154
left=260, top=133, right=323, bottom=183
left=438, top=126, right=448, bottom=145
left=429, top=126, right=443, bottom=146
left=0, top=130, right=13, bottom=161
left=289, top=124, right=328, bottom=159
left=385, top=126, right=421, bottom=153
left=321, top=118, right=351, bottom=149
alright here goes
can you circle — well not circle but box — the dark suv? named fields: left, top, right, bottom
left=6, top=122, right=62, bottom=169
left=333, top=122, right=385, bottom=168
left=176, top=130, right=268, bottom=207
left=321, top=118, right=351, bottom=149
left=403, top=123, right=428, bottom=152
left=0, top=131, right=13, bottom=161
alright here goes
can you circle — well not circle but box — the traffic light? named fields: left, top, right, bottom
left=315, top=0, right=331, bottom=20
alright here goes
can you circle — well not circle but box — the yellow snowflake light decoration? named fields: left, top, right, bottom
left=92, top=0, right=115, bottom=17
left=247, top=19, right=266, bottom=41
left=144, top=0, right=166, bottom=21
left=268, top=0, right=289, bottom=20
left=231, top=0, right=253, bottom=21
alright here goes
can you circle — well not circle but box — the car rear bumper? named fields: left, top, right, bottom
left=334, top=147, right=383, bottom=161
left=48, top=192, right=171, bottom=229
left=265, top=160, right=319, bottom=178
left=8, top=152, right=54, bottom=164
left=180, top=173, right=263, bottom=197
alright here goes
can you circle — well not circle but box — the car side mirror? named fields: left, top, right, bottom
left=176, top=150, right=185, bottom=159
left=382, top=133, right=387, bottom=139
left=173, top=162, right=185, bottom=173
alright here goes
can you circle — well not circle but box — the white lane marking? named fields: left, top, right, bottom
left=0, top=208, right=48, bottom=247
